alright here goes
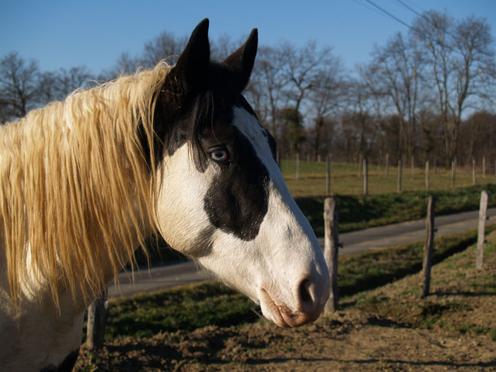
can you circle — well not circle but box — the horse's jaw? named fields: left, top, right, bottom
left=196, top=185, right=330, bottom=328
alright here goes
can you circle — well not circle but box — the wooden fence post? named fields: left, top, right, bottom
left=425, top=160, right=430, bottom=191
left=325, top=155, right=331, bottom=195
left=422, top=196, right=435, bottom=298
left=385, top=153, right=389, bottom=177
left=451, top=160, right=456, bottom=188
left=397, top=159, right=403, bottom=193
left=317, top=154, right=321, bottom=163
left=86, top=290, right=108, bottom=350
left=482, top=156, right=486, bottom=179
left=362, top=158, right=368, bottom=196
left=295, top=153, right=300, bottom=180
left=476, top=190, right=489, bottom=270
left=323, top=197, right=340, bottom=313
left=472, top=158, right=476, bottom=185
left=410, top=155, right=415, bottom=176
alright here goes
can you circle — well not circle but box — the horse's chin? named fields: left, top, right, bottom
left=258, top=288, right=322, bottom=328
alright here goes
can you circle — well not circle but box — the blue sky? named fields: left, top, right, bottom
left=1, top=0, right=495, bottom=74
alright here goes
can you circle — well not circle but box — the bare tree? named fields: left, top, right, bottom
left=142, top=31, right=187, bottom=67
left=0, top=52, right=40, bottom=119
left=343, top=80, right=379, bottom=160
left=412, top=11, right=495, bottom=162
left=56, top=66, right=93, bottom=97
left=277, top=106, right=305, bottom=155
left=308, top=60, right=347, bottom=158
left=282, top=42, right=334, bottom=117
left=246, top=45, right=290, bottom=139
left=277, top=41, right=339, bottom=157
left=364, top=32, right=424, bottom=160
left=211, top=34, right=237, bottom=60
left=38, top=66, right=93, bottom=103
left=110, top=52, right=143, bottom=77
left=37, top=70, right=59, bottom=104
left=0, top=98, right=10, bottom=123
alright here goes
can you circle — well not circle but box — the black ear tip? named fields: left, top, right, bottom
left=245, top=29, right=258, bottom=56
left=249, top=28, right=258, bottom=43
left=192, top=18, right=210, bottom=35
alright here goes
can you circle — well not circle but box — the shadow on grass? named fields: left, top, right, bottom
left=365, top=315, right=411, bottom=329
left=432, top=290, right=496, bottom=297
left=296, top=184, right=496, bottom=236
left=244, top=356, right=496, bottom=369
left=338, top=234, right=477, bottom=299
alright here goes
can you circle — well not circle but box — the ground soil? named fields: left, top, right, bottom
left=75, top=234, right=496, bottom=371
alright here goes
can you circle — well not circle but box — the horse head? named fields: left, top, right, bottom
left=154, top=19, right=330, bottom=327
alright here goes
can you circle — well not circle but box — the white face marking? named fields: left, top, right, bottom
left=156, top=106, right=329, bottom=327
left=156, top=145, right=215, bottom=256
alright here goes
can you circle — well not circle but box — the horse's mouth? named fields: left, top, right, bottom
left=259, top=288, right=320, bottom=328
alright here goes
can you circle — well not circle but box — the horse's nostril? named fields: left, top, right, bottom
left=298, top=278, right=315, bottom=308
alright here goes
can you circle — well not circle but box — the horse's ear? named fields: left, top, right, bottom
left=164, top=18, right=210, bottom=96
left=223, top=28, right=258, bottom=92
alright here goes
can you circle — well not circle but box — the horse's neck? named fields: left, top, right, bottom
left=0, top=239, right=87, bottom=308
left=0, top=238, right=86, bottom=365
left=0, top=260, right=85, bottom=370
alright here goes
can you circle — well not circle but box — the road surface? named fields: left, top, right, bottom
left=108, top=208, right=496, bottom=298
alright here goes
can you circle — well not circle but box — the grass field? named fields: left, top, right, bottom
left=77, top=228, right=496, bottom=371
left=281, top=159, right=496, bottom=197
left=296, top=184, right=496, bottom=235
left=104, top=228, right=486, bottom=340
left=76, top=229, right=496, bottom=370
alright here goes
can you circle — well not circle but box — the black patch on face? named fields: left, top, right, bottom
left=153, top=77, right=272, bottom=241
left=141, top=22, right=270, bottom=241
left=203, top=121, right=269, bottom=241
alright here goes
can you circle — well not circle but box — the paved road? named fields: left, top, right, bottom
left=108, top=208, right=496, bottom=298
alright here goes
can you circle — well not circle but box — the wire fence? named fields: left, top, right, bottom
left=280, top=157, right=496, bottom=197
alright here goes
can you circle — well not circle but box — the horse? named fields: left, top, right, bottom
left=0, top=19, right=330, bottom=370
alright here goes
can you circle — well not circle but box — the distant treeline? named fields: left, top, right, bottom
left=1, top=10, right=495, bottom=166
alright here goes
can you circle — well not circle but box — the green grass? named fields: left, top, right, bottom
left=106, top=282, right=257, bottom=339
left=105, top=230, right=487, bottom=340
left=281, top=160, right=496, bottom=197
left=338, top=230, right=484, bottom=298
left=296, top=184, right=496, bottom=235
left=352, top=230, right=496, bottom=339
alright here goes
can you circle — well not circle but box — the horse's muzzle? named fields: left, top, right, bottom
left=259, top=275, right=329, bottom=328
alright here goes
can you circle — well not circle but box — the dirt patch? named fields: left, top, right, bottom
left=76, top=313, right=495, bottom=371
left=75, top=234, right=496, bottom=371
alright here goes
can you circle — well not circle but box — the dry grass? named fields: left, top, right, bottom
left=281, top=160, right=495, bottom=197
left=75, top=230, right=496, bottom=371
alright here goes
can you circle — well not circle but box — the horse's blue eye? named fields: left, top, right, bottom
left=209, top=147, right=230, bottom=163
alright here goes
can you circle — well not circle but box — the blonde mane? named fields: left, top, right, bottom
left=0, top=62, right=171, bottom=307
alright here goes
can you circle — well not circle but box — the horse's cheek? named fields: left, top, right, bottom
left=156, top=150, right=216, bottom=254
